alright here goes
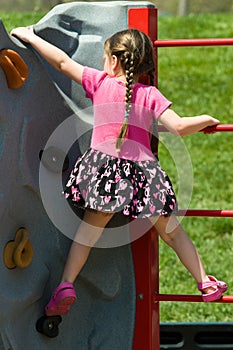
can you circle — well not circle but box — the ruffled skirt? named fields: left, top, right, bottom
left=63, top=148, right=177, bottom=219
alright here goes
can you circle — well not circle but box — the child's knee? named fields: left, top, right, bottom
left=153, top=214, right=180, bottom=234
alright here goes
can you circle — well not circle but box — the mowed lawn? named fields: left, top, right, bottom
left=157, top=13, right=233, bottom=322
left=1, top=11, right=233, bottom=322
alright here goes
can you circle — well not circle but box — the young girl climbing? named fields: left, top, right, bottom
left=11, top=26, right=227, bottom=316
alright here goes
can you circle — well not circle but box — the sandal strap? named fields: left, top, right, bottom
left=53, top=282, right=74, bottom=297
left=198, top=280, right=218, bottom=290
left=198, top=275, right=226, bottom=291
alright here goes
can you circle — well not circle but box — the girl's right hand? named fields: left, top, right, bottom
left=10, top=26, right=35, bottom=43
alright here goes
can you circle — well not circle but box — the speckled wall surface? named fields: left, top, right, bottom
left=0, top=2, right=154, bottom=349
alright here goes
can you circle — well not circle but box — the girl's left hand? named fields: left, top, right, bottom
left=10, top=26, right=35, bottom=43
left=202, top=125, right=219, bottom=134
left=202, top=117, right=220, bottom=134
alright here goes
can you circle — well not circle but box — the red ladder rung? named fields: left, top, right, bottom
left=158, top=124, right=233, bottom=132
left=154, top=294, right=233, bottom=303
left=177, top=209, right=233, bottom=217
left=154, top=38, right=233, bottom=47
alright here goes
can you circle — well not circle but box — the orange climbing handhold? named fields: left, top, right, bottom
left=4, top=228, right=34, bottom=269
left=0, top=49, right=29, bottom=89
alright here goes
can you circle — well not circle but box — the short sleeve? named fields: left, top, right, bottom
left=148, top=86, right=172, bottom=121
left=82, top=67, right=107, bottom=100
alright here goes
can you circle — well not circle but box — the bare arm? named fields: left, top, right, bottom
left=10, top=26, right=84, bottom=85
left=159, top=108, right=220, bottom=136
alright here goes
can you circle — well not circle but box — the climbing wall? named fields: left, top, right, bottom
left=0, top=2, right=155, bottom=349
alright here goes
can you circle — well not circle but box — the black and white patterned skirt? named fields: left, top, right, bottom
left=63, top=148, right=177, bottom=219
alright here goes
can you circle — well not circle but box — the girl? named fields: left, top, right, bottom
left=11, top=26, right=227, bottom=316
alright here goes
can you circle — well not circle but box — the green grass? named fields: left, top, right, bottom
left=157, top=13, right=233, bottom=322
left=0, top=12, right=45, bottom=31
left=1, top=12, right=233, bottom=323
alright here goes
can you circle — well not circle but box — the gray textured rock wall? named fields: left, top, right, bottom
left=0, top=2, right=155, bottom=349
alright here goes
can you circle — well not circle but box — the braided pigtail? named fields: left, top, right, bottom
left=116, top=53, right=134, bottom=153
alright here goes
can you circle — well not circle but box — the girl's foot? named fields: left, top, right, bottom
left=45, top=282, right=77, bottom=316
left=198, top=275, right=227, bottom=302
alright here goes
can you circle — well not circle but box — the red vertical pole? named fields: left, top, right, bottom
left=128, top=7, right=158, bottom=87
left=128, top=7, right=160, bottom=350
left=131, top=222, right=159, bottom=350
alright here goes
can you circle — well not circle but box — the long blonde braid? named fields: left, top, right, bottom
left=116, top=52, right=134, bottom=153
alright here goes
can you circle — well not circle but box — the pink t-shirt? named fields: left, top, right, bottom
left=82, top=67, right=172, bottom=161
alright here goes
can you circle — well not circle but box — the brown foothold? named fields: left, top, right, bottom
left=3, top=240, right=17, bottom=269
left=3, top=228, right=34, bottom=269
left=0, top=49, right=29, bottom=89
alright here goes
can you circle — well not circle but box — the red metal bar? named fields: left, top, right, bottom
left=201, top=124, right=233, bottom=133
left=128, top=8, right=233, bottom=350
left=177, top=209, right=233, bottom=217
left=154, top=38, right=233, bottom=47
left=128, top=7, right=158, bottom=87
left=129, top=8, right=160, bottom=350
left=158, top=124, right=233, bottom=133
left=128, top=8, right=157, bottom=41
left=131, top=225, right=159, bottom=350
left=154, top=294, right=233, bottom=303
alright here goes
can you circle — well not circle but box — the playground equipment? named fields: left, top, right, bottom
left=0, top=2, right=154, bottom=349
left=0, top=1, right=232, bottom=349
left=128, top=7, right=233, bottom=350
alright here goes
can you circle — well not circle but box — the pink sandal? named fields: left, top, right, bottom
left=198, top=275, right=227, bottom=302
left=45, top=282, right=77, bottom=316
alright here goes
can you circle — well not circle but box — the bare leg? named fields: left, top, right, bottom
left=61, top=209, right=114, bottom=284
left=45, top=209, right=114, bottom=316
left=149, top=215, right=214, bottom=293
